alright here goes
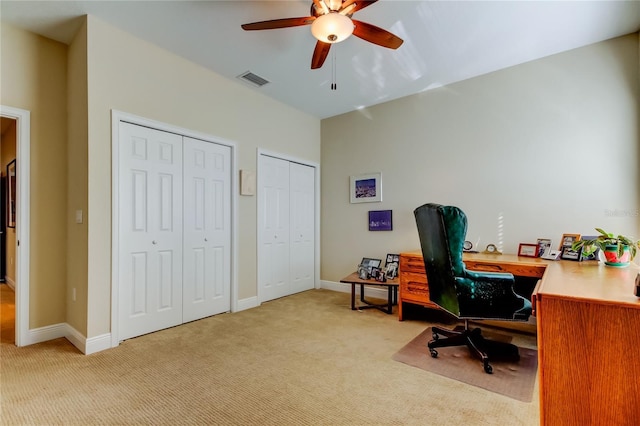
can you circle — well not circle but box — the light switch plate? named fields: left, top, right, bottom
left=75, top=210, right=83, bottom=224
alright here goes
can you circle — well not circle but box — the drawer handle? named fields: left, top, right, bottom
left=470, top=263, right=503, bottom=272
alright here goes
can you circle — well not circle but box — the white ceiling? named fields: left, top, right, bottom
left=2, top=1, right=639, bottom=119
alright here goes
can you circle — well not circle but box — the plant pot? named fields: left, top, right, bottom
left=603, top=245, right=631, bottom=267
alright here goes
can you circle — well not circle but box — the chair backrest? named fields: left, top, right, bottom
left=413, top=203, right=468, bottom=315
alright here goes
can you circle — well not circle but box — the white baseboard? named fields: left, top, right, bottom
left=4, top=276, right=15, bottom=290
left=23, top=322, right=66, bottom=346
left=320, top=279, right=389, bottom=299
left=236, top=295, right=259, bottom=312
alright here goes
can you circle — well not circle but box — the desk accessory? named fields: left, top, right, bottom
left=541, top=249, right=562, bottom=260
left=482, top=244, right=502, bottom=255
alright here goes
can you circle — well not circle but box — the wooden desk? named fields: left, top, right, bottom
left=340, top=272, right=399, bottom=314
left=399, top=250, right=640, bottom=425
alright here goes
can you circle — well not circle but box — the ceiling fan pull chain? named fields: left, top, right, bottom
left=331, top=50, right=337, bottom=90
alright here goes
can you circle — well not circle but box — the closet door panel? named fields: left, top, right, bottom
left=119, top=122, right=183, bottom=340
left=259, top=156, right=290, bottom=302
left=183, top=137, right=231, bottom=322
left=290, top=163, right=315, bottom=293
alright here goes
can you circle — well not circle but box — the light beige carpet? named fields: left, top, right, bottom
left=0, top=289, right=539, bottom=425
left=392, top=327, right=538, bottom=402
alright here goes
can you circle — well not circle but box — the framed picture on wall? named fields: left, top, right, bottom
left=350, top=173, right=382, bottom=203
left=7, top=159, right=16, bottom=228
left=368, top=210, right=392, bottom=231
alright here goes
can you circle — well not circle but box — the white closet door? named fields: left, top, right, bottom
left=119, top=122, right=183, bottom=340
left=289, top=162, right=315, bottom=294
left=183, top=137, right=231, bottom=322
left=259, top=155, right=290, bottom=302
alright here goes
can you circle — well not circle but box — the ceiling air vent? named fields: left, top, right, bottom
left=237, top=71, right=270, bottom=87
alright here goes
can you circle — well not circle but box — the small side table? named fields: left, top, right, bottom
left=340, top=272, right=399, bottom=314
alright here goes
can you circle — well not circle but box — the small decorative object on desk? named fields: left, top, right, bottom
left=559, top=234, right=581, bottom=250
left=482, top=243, right=502, bottom=255
left=571, top=228, right=640, bottom=268
left=560, top=246, right=583, bottom=261
left=518, top=243, right=539, bottom=258
left=537, top=238, right=552, bottom=257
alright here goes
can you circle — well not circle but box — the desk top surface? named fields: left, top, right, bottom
left=400, top=250, right=640, bottom=309
left=340, top=272, right=399, bottom=286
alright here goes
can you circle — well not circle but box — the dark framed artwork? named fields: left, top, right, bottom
left=7, top=159, right=16, bottom=228
left=560, top=246, right=583, bottom=261
left=368, top=210, right=392, bottom=231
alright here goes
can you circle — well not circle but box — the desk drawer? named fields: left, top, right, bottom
left=464, top=260, right=545, bottom=278
left=400, top=271, right=430, bottom=303
left=399, top=254, right=425, bottom=273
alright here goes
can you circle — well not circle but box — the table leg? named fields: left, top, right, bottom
left=351, top=283, right=356, bottom=310
left=360, top=284, right=365, bottom=303
left=387, top=285, right=393, bottom=314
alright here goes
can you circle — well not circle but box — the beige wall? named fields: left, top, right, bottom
left=84, top=16, right=320, bottom=337
left=66, top=20, right=89, bottom=333
left=321, top=33, right=640, bottom=282
left=0, top=24, right=68, bottom=327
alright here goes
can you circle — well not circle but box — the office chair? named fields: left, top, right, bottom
left=413, top=203, right=532, bottom=373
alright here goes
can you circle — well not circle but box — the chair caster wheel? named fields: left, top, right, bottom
left=484, top=363, right=493, bottom=374
left=432, top=333, right=439, bottom=341
left=429, top=349, right=438, bottom=358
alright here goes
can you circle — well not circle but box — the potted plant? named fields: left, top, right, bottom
left=572, top=228, right=640, bottom=267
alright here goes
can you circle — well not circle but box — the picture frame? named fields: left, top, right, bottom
left=350, top=173, right=382, bottom=203
left=559, top=234, right=581, bottom=250
left=518, top=243, right=539, bottom=258
left=7, top=159, right=16, bottom=228
left=560, top=246, right=583, bottom=261
left=368, top=210, right=392, bottom=231
left=537, top=238, right=552, bottom=257
left=385, top=254, right=399, bottom=279
left=579, top=236, right=600, bottom=261
left=360, top=257, right=381, bottom=275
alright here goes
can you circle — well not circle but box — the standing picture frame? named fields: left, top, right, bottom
left=7, top=159, right=16, bottom=228
left=559, top=234, right=581, bottom=250
left=518, top=243, right=539, bottom=258
left=350, top=173, right=382, bottom=203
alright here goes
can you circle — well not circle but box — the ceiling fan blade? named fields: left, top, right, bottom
left=311, top=41, right=332, bottom=69
left=241, top=17, right=315, bottom=31
left=352, top=0, right=379, bottom=13
left=351, top=19, right=403, bottom=49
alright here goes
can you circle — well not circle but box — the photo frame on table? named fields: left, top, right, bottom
left=368, top=210, right=392, bottom=231
left=559, top=234, right=581, bottom=250
left=359, top=257, right=382, bottom=275
left=7, top=159, right=16, bottom=228
left=537, top=238, right=552, bottom=257
left=560, top=246, right=583, bottom=261
left=385, top=254, right=399, bottom=279
left=350, top=173, right=382, bottom=203
left=518, top=243, right=539, bottom=258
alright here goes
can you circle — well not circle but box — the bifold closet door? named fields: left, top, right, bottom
left=259, top=155, right=291, bottom=302
left=118, top=122, right=183, bottom=340
left=182, top=137, right=231, bottom=322
left=289, top=162, right=315, bottom=294
left=259, top=155, right=315, bottom=303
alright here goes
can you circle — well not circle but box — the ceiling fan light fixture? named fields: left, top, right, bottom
left=311, top=12, right=354, bottom=43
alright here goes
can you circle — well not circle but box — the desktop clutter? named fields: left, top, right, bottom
left=357, top=254, right=399, bottom=282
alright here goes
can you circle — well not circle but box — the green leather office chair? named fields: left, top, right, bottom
left=413, top=203, right=532, bottom=373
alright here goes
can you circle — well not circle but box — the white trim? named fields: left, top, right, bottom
left=4, top=276, right=15, bottom=290
left=111, top=110, right=238, bottom=347
left=0, top=105, right=30, bottom=347
left=22, top=323, right=66, bottom=346
left=256, top=149, right=321, bottom=304
left=236, top=296, right=259, bottom=312
left=320, top=279, right=390, bottom=300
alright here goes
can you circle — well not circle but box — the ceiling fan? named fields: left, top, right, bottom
left=241, top=0, right=403, bottom=69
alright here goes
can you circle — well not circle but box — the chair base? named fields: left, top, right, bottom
left=427, top=321, right=520, bottom=374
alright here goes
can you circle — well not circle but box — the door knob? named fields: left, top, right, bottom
left=204, top=238, right=208, bottom=242
left=152, top=240, right=157, bottom=245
